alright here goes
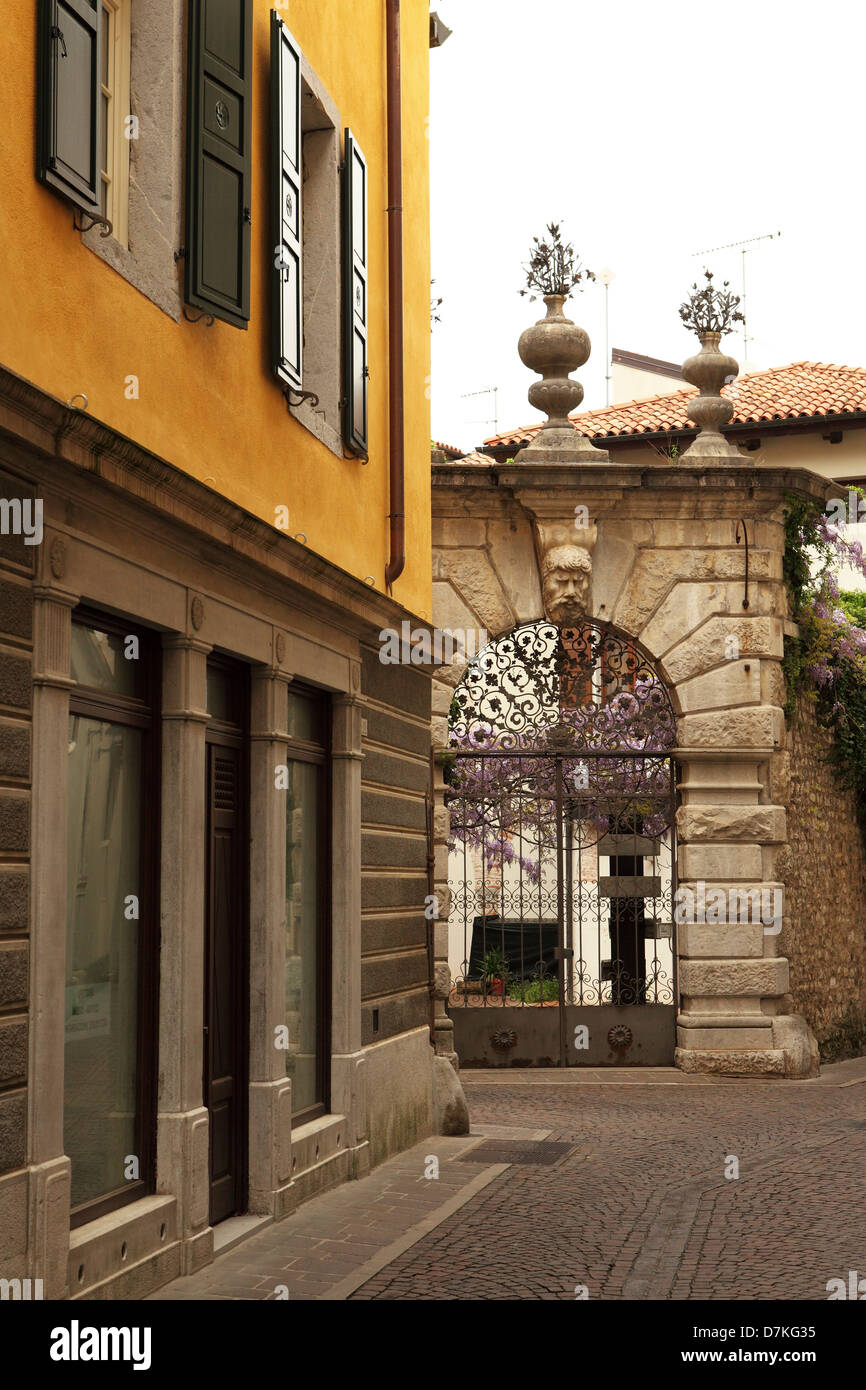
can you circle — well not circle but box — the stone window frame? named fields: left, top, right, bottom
left=82, top=0, right=184, bottom=322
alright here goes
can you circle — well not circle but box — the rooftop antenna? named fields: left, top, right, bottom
left=692, top=231, right=781, bottom=363
left=461, top=385, right=499, bottom=434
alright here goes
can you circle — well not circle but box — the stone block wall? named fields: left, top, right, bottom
left=359, top=647, right=432, bottom=1047
left=775, top=692, right=866, bottom=1053
left=0, top=464, right=34, bottom=1273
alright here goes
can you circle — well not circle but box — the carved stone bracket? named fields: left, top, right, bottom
left=533, top=519, right=597, bottom=624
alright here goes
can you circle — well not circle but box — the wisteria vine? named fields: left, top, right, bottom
left=783, top=492, right=866, bottom=815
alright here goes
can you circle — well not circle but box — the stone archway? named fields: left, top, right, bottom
left=430, top=455, right=822, bottom=1079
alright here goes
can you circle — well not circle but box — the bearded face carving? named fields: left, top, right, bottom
left=541, top=545, right=592, bottom=625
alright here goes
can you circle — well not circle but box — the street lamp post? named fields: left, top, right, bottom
left=599, top=268, right=614, bottom=406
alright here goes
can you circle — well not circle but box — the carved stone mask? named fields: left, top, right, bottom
left=541, top=545, right=592, bottom=624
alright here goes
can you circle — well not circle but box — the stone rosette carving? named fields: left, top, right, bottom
left=49, top=536, right=66, bottom=579
left=190, top=595, right=204, bottom=631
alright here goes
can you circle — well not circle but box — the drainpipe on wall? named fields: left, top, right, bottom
left=384, top=0, right=405, bottom=592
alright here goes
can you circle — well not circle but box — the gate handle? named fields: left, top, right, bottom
left=51, top=25, right=68, bottom=58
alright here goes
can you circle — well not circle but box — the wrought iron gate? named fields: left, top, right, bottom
left=443, top=620, right=679, bottom=1068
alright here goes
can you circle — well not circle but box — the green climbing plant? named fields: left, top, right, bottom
left=782, top=491, right=866, bottom=820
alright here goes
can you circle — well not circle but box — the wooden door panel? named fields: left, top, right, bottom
left=204, top=736, right=247, bottom=1225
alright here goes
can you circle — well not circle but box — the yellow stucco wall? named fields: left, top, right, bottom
left=0, top=0, right=431, bottom=620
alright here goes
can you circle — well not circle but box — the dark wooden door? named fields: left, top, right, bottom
left=204, top=735, right=248, bottom=1225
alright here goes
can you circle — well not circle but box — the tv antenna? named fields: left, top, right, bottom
left=692, top=231, right=781, bottom=362
left=461, top=385, right=499, bottom=434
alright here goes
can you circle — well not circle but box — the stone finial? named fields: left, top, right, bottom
left=678, top=271, right=749, bottom=463
left=516, top=295, right=610, bottom=463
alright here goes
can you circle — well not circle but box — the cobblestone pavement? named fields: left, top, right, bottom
left=151, top=1059, right=866, bottom=1302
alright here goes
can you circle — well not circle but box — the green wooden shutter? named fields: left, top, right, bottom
left=342, top=130, right=368, bottom=456
left=185, top=0, right=253, bottom=328
left=270, top=12, right=302, bottom=389
left=37, top=0, right=102, bottom=213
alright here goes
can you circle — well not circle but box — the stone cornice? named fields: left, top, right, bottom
left=432, top=460, right=834, bottom=509
left=0, top=365, right=426, bottom=638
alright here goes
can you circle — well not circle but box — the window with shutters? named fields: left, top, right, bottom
left=272, top=16, right=344, bottom=457
left=37, top=0, right=103, bottom=214
left=185, top=0, right=253, bottom=329
left=342, top=130, right=369, bottom=458
left=98, top=0, right=131, bottom=247
left=38, top=1, right=185, bottom=318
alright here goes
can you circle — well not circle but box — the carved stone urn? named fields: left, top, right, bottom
left=680, top=330, right=746, bottom=462
left=517, top=294, right=608, bottom=463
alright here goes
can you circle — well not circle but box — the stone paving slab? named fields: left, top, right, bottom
left=149, top=1128, right=534, bottom=1301
left=150, top=1059, right=866, bottom=1302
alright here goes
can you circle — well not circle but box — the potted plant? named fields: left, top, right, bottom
left=483, top=947, right=510, bottom=997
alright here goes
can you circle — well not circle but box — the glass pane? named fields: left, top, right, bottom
left=285, top=760, right=321, bottom=1112
left=207, top=664, right=242, bottom=723
left=101, top=8, right=110, bottom=89
left=287, top=690, right=320, bottom=743
left=101, top=91, right=109, bottom=173
left=71, top=623, right=142, bottom=698
left=65, top=715, right=142, bottom=1208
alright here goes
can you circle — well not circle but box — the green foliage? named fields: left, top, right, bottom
left=782, top=495, right=866, bottom=826
left=839, top=589, right=866, bottom=628
left=482, top=947, right=509, bottom=979
left=519, top=976, right=559, bottom=1003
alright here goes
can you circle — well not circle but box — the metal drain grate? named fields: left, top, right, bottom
left=459, top=1139, right=573, bottom=1166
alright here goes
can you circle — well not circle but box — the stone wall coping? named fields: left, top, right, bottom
left=433, top=460, right=832, bottom=507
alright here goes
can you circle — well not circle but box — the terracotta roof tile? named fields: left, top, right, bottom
left=482, top=362, right=866, bottom=449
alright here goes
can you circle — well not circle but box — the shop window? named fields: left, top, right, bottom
left=284, top=687, right=331, bottom=1121
left=65, top=610, right=159, bottom=1224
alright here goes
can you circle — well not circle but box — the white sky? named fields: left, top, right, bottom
left=428, top=0, right=866, bottom=451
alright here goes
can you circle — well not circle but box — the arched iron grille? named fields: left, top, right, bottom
left=444, top=622, right=679, bottom=1058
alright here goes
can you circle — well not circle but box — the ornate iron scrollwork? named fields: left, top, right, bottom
left=449, top=620, right=677, bottom=754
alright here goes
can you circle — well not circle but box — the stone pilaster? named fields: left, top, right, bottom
left=156, top=635, right=212, bottom=1273
left=329, top=677, right=369, bottom=1174
left=25, top=581, right=78, bottom=1297
left=247, top=665, right=293, bottom=1214
left=431, top=750, right=457, bottom=1064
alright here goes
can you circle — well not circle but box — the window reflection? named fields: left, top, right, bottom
left=65, top=715, right=141, bottom=1208
left=285, top=758, right=322, bottom=1114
